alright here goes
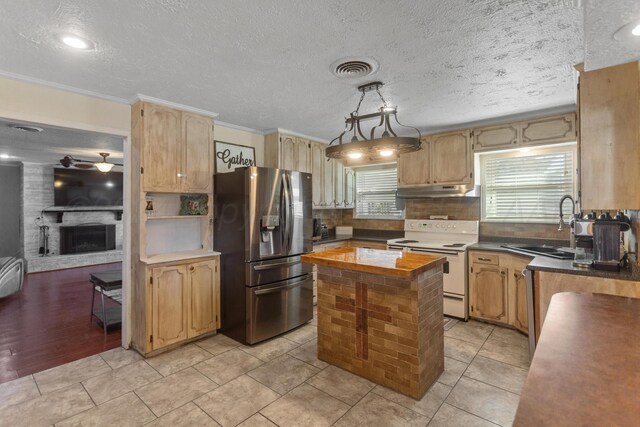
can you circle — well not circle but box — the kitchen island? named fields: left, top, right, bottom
left=301, top=247, right=446, bottom=399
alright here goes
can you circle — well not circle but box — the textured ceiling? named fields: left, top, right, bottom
left=0, top=118, right=123, bottom=164
left=0, top=0, right=585, bottom=140
left=584, top=0, right=640, bottom=71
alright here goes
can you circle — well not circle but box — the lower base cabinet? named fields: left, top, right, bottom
left=468, top=251, right=531, bottom=333
left=133, top=256, right=220, bottom=355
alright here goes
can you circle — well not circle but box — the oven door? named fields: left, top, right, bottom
left=405, top=247, right=468, bottom=320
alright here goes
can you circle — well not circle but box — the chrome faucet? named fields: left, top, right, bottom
left=558, top=195, right=575, bottom=232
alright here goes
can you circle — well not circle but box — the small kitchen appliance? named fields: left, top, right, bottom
left=313, top=218, right=322, bottom=241
left=593, top=212, right=630, bottom=271
left=387, top=219, right=479, bottom=320
left=572, top=218, right=594, bottom=268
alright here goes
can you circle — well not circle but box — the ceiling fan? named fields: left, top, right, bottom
left=59, top=152, right=123, bottom=172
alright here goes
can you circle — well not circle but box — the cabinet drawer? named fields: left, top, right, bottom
left=470, top=252, right=500, bottom=265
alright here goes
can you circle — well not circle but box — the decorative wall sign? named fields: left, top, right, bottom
left=214, top=140, right=256, bottom=173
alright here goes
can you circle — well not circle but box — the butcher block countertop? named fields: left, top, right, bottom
left=301, top=247, right=446, bottom=279
left=514, top=292, right=640, bottom=426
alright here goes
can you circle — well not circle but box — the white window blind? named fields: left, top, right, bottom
left=354, top=165, right=404, bottom=219
left=481, top=146, right=575, bottom=222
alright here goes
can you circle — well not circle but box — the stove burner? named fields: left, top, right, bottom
left=396, top=239, right=419, bottom=243
left=443, top=243, right=466, bottom=247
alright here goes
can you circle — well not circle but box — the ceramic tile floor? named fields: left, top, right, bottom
left=0, top=313, right=531, bottom=427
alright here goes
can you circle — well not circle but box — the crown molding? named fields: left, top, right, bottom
left=131, top=94, right=219, bottom=118
left=0, top=69, right=130, bottom=104
left=262, top=128, right=330, bottom=144
left=215, top=120, right=264, bottom=135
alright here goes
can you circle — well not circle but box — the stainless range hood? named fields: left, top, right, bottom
left=395, top=184, right=481, bottom=199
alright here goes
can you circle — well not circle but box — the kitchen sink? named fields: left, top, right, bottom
left=501, top=244, right=574, bottom=260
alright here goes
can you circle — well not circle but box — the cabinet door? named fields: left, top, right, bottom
left=431, top=131, right=473, bottom=185
left=512, top=269, right=528, bottom=333
left=152, top=265, right=188, bottom=350
left=322, top=158, right=335, bottom=207
left=294, top=138, right=311, bottom=173
left=469, top=263, right=508, bottom=323
left=334, top=160, right=345, bottom=208
left=187, top=260, right=218, bottom=338
left=520, top=114, right=576, bottom=147
left=182, top=112, right=212, bottom=193
left=142, top=104, right=182, bottom=192
left=280, top=135, right=296, bottom=171
left=310, top=142, right=325, bottom=207
left=397, top=137, right=430, bottom=187
left=473, top=123, right=519, bottom=152
left=344, top=168, right=356, bottom=208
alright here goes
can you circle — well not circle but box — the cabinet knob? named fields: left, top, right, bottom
left=190, top=266, right=195, bottom=271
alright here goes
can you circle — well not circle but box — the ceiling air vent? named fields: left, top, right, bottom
left=9, top=124, right=43, bottom=133
left=331, top=57, right=379, bottom=79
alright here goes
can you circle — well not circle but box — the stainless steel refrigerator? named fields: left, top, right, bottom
left=214, top=167, right=313, bottom=344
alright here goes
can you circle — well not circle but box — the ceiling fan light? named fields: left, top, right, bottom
left=95, top=162, right=114, bottom=173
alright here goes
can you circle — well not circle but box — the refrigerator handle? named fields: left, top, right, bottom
left=286, top=173, right=294, bottom=253
left=281, top=172, right=291, bottom=254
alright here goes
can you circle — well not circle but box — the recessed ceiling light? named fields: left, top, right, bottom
left=59, top=34, right=95, bottom=50
left=0, top=153, right=11, bottom=159
left=613, top=20, right=640, bottom=41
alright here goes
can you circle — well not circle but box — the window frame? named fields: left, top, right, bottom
left=352, top=162, right=405, bottom=220
left=479, top=143, right=577, bottom=224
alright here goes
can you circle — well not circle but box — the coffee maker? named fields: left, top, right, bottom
left=572, top=215, right=595, bottom=268
left=592, top=212, right=630, bottom=271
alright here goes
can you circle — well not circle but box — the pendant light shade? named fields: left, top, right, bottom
left=94, top=152, right=115, bottom=172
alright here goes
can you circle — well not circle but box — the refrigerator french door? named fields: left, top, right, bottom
left=215, top=167, right=313, bottom=344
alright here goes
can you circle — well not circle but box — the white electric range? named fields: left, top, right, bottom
left=387, top=219, right=479, bottom=320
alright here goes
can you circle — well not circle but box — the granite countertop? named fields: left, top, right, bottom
left=301, top=247, right=446, bottom=279
left=514, top=292, right=640, bottom=426
left=313, top=228, right=404, bottom=246
left=469, top=241, right=640, bottom=282
left=313, top=234, right=353, bottom=245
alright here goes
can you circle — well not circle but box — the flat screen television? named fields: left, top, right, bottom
left=54, top=168, right=123, bottom=207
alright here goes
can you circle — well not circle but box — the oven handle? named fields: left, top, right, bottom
left=387, top=245, right=405, bottom=251
left=407, top=248, right=460, bottom=256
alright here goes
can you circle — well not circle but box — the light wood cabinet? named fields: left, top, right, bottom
left=344, top=167, right=356, bottom=208
left=578, top=61, right=640, bottom=210
left=520, top=114, right=576, bottom=147
left=187, top=260, right=219, bottom=338
left=181, top=112, right=213, bottom=193
left=134, top=256, right=220, bottom=355
left=469, top=263, right=509, bottom=323
left=334, top=160, right=345, bottom=208
left=294, top=137, right=311, bottom=173
left=398, top=132, right=473, bottom=187
left=152, top=264, right=188, bottom=349
left=310, top=142, right=325, bottom=207
left=473, top=114, right=576, bottom=153
left=141, top=104, right=182, bottom=192
left=431, top=130, right=473, bottom=185
left=398, top=137, right=431, bottom=187
left=322, top=159, right=335, bottom=207
left=473, top=123, right=519, bottom=152
left=137, top=102, right=213, bottom=193
left=508, top=258, right=530, bottom=334
left=280, top=135, right=297, bottom=171
left=468, top=250, right=532, bottom=332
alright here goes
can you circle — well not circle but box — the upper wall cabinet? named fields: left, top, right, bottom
left=579, top=61, right=640, bottom=210
left=473, top=123, right=519, bottom=151
left=473, top=113, right=576, bottom=153
left=398, top=137, right=431, bottom=187
left=137, top=102, right=213, bottom=193
left=431, top=130, right=473, bottom=185
left=398, top=131, right=472, bottom=188
left=268, top=134, right=311, bottom=173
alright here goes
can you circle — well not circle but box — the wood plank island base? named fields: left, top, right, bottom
left=301, top=247, right=446, bottom=399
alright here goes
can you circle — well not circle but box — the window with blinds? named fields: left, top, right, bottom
left=481, top=145, right=576, bottom=222
left=354, top=164, right=404, bottom=219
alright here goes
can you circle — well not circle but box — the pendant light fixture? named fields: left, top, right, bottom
left=59, top=152, right=121, bottom=172
left=326, top=81, right=421, bottom=161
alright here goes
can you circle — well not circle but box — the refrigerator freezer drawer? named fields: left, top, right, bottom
left=246, top=274, right=313, bottom=344
left=248, top=255, right=313, bottom=287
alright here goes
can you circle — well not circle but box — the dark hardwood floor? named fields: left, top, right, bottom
left=0, top=262, right=122, bottom=384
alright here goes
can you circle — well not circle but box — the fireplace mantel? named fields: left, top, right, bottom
left=42, top=206, right=123, bottom=223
